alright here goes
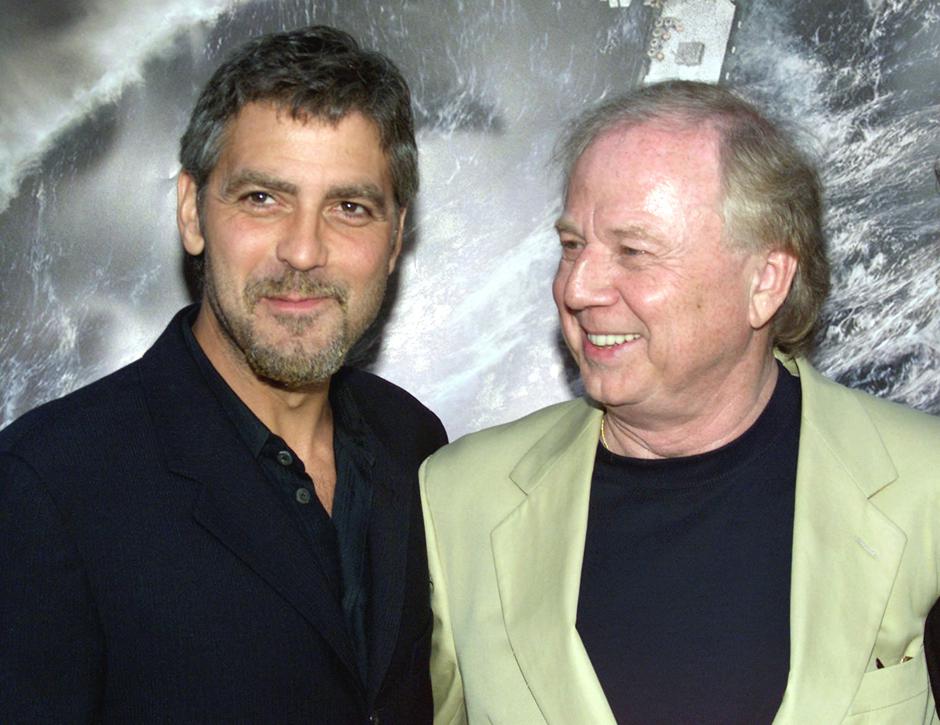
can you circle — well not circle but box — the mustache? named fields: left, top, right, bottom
left=244, top=271, right=349, bottom=308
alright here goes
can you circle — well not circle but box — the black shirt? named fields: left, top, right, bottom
left=577, top=365, right=801, bottom=723
left=182, top=311, right=373, bottom=685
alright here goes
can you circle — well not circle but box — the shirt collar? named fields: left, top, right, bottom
left=181, top=306, right=376, bottom=468
left=328, top=374, right=376, bottom=468
left=181, top=307, right=269, bottom=458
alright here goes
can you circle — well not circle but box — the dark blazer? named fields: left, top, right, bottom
left=0, top=308, right=447, bottom=724
left=927, top=599, right=940, bottom=714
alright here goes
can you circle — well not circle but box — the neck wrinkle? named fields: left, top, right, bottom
left=605, top=356, right=780, bottom=460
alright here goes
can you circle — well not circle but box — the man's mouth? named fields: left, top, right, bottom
left=246, top=273, right=349, bottom=311
left=267, top=293, right=329, bottom=302
left=262, top=295, right=333, bottom=312
left=586, top=333, right=641, bottom=347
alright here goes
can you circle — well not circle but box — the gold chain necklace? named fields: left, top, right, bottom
left=599, top=414, right=610, bottom=450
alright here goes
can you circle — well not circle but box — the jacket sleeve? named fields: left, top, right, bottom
left=419, top=457, right=468, bottom=725
left=0, top=452, right=105, bottom=722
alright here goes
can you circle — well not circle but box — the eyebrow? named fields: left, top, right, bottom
left=219, top=172, right=390, bottom=211
left=326, top=183, right=389, bottom=211
left=610, top=225, right=655, bottom=243
left=554, top=219, right=657, bottom=243
left=554, top=218, right=581, bottom=236
left=220, top=170, right=298, bottom=198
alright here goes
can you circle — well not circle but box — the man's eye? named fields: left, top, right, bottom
left=339, top=201, right=368, bottom=216
left=560, top=239, right=582, bottom=258
left=243, top=191, right=275, bottom=205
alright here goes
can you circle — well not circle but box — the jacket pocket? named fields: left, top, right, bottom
left=846, top=645, right=931, bottom=721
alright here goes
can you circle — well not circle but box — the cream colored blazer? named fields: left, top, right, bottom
left=421, top=358, right=940, bottom=724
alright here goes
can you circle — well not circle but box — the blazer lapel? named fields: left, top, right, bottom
left=363, top=450, right=411, bottom=701
left=188, top=464, right=360, bottom=683
left=138, top=312, right=361, bottom=686
left=775, top=359, right=906, bottom=722
left=491, top=402, right=616, bottom=725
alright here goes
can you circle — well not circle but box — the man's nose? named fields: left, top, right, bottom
left=276, top=208, right=328, bottom=270
left=563, top=245, right=619, bottom=310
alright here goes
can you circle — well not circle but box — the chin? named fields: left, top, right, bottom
left=584, top=379, right=642, bottom=410
left=582, top=377, right=613, bottom=406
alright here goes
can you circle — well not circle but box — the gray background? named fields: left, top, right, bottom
left=2, top=0, right=938, bottom=439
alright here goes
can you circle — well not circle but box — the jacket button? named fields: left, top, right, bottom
left=368, top=713, right=380, bottom=724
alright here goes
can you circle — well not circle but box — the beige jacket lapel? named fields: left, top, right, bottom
left=775, top=358, right=907, bottom=722
left=487, top=359, right=907, bottom=722
left=490, top=401, right=616, bottom=724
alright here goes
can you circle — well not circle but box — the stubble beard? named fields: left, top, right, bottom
left=204, top=255, right=387, bottom=388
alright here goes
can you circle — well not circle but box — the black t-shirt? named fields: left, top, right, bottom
left=577, top=365, right=801, bottom=723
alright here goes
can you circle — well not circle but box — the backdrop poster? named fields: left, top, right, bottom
left=1, top=0, right=938, bottom=438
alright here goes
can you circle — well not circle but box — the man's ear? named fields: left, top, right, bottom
left=177, top=171, right=205, bottom=256
left=749, top=248, right=798, bottom=330
left=387, top=206, right=407, bottom=275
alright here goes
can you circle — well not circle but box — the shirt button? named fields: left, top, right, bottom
left=295, top=487, right=311, bottom=504
left=277, top=450, right=293, bottom=466
left=368, top=713, right=380, bottom=725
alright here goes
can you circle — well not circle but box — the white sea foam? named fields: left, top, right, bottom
left=0, top=0, right=252, bottom=215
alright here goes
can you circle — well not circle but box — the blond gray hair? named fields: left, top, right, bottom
left=556, top=80, right=830, bottom=356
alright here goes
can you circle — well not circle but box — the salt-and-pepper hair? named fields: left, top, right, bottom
left=180, top=25, right=417, bottom=212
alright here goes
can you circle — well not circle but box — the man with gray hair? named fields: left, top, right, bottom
left=421, top=81, right=940, bottom=722
left=1, top=26, right=445, bottom=723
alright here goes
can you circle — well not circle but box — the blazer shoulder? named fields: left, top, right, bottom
left=339, top=366, right=435, bottom=412
left=0, top=307, right=199, bottom=458
left=796, top=360, right=940, bottom=518
left=0, top=361, right=144, bottom=461
left=851, top=388, right=940, bottom=508
left=423, top=398, right=592, bottom=484
left=421, top=398, right=597, bottom=545
left=803, top=362, right=940, bottom=458
left=336, top=367, right=448, bottom=453
left=852, top=387, right=940, bottom=451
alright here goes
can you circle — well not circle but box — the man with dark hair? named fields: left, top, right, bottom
left=421, top=81, right=940, bottom=722
left=1, top=26, right=445, bottom=723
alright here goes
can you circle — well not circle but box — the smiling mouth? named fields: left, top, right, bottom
left=586, top=333, right=641, bottom=347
